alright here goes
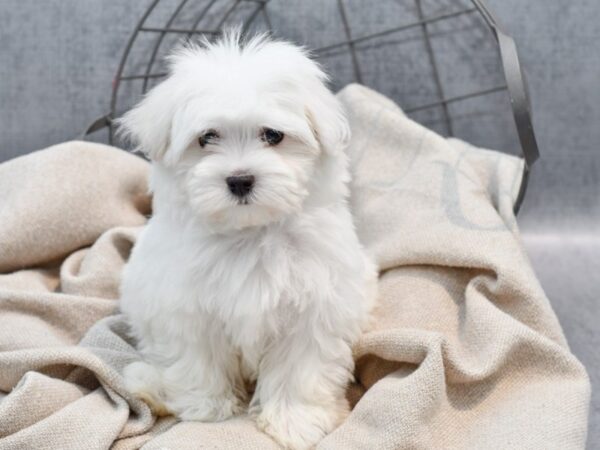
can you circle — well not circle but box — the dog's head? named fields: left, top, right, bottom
left=119, top=31, right=349, bottom=232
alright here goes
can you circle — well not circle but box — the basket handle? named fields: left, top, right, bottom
left=472, top=0, right=540, bottom=170
left=81, top=113, right=112, bottom=138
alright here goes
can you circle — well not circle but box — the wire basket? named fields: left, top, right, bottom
left=84, top=0, right=539, bottom=213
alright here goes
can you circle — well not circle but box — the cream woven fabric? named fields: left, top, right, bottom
left=0, top=85, right=590, bottom=449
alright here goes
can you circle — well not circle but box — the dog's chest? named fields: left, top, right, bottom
left=180, top=227, right=305, bottom=359
left=185, top=226, right=302, bottom=319
left=127, top=215, right=337, bottom=354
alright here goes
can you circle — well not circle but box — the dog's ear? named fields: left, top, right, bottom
left=304, top=83, right=350, bottom=156
left=117, top=78, right=177, bottom=161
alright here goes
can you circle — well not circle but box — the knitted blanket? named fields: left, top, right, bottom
left=0, top=85, right=590, bottom=449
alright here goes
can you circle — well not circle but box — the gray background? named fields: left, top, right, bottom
left=0, top=0, right=598, bottom=447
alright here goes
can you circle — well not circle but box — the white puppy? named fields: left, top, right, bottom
left=119, top=31, right=377, bottom=449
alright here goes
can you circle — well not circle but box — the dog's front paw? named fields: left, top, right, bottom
left=256, top=401, right=348, bottom=450
left=123, top=361, right=170, bottom=416
left=173, top=392, right=244, bottom=422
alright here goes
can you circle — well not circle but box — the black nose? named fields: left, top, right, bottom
left=226, top=174, right=255, bottom=198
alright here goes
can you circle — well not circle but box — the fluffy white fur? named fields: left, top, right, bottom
left=118, top=32, right=377, bottom=450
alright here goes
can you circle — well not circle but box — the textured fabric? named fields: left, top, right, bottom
left=0, top=86, right=590, bottom=449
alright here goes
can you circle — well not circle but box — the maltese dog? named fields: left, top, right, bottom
left=118, top=31, right=377, bottom=449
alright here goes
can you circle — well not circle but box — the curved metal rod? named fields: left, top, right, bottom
left=142, top=0, right=191, bottom=93
left=336, top=0, right=363, bottom=83
left=414, top=0, right=453, bottom=136
left=108, top=0, right=161, bottom=143
left=186, top=0, right=221, bottom=41
left=471, top=0, right=540, bottom=214
left=242, top=0, right=270, bottom=35
left=513, top=163, right=530, bottom=216
left=215, top=0, right=243, bottom=30
left=314, top=7, right=477, bottom=54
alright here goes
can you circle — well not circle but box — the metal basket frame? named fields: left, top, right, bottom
left=84, top=0, right=539, bottom=214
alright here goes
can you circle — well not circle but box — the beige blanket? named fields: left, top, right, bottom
left=0, top=85, right=590, bottom=449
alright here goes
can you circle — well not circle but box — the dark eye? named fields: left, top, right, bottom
left=261, top=128, right=284, bottom=146
left=199, top=130, right=219, bottom=148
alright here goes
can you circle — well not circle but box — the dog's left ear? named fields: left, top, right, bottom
left=117, top=77, right=178, bottom=161
left=304, top=83, right=351, bottom=156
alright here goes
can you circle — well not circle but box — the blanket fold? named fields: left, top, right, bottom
left=0, top=85, right=590, bottom=449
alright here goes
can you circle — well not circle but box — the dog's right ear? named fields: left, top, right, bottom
left=117, top=78, right=177, bottom=161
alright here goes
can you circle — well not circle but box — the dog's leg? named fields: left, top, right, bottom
left=123, top=359, right=171, bottom=416
left=160, top=321, right=245, bottom=422
left=252, top=312, right=355, bottom=450
left=124, top=316, right=244, bottom=422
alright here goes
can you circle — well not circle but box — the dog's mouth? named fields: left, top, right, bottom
left=235, top=194, right=256, bottom=206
